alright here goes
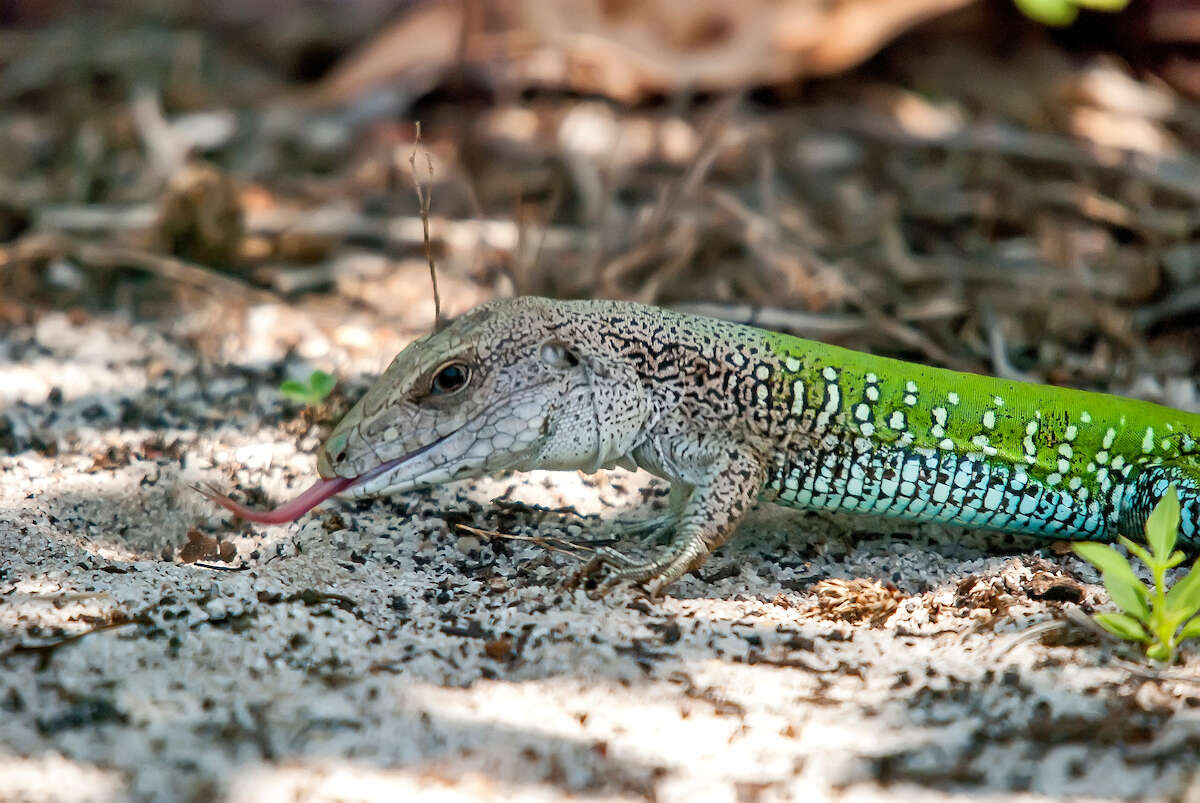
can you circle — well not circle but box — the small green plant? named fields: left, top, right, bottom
left=279, top=370, right=336, bottom=406
left=1074, top=485, right=1200, bottom=663
left=1014, top=0, right=1129, bottom=27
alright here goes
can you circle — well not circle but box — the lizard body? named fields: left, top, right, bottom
left=204, top=296, right=1200, bottom=593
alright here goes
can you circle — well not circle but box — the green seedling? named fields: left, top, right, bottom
left=1074, top=485, right=1200, bottom=663
left=279, top=370, right=336, bottom=406
left=1014, top=0, right=1129, bottom=27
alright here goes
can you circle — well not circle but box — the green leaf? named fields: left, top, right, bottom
left=1117, top=536, right=1154, bottom=568
left=279, top=380, right=313, bottom=399
left=1145, top=485, right=1180, bottom=561
left=1075, top=0, right=1130, bottom=10
left=1166, top=550, right=1187, bottom=570
left=1147, top=641, right=1173, bottom=663
left=1074, top=543, right=1150, bottom=598
left=1014, top=0, right=1078, bottom=25
left=1166, top=561, right=1200, bottom=619
left=309, top=370, right=336, bottom=400
left=1102, top=574, right=1150, bottom=619
left=1094, top=612, right=1150, bottom=642
left=1178, top=616, right=1200, bottom=641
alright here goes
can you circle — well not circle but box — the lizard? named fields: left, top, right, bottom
left=200, top=296, right=1200, bottom=595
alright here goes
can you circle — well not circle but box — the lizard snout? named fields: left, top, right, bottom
left=317, top=430, right=348, bottom=478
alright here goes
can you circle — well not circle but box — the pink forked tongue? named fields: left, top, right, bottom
left=196, top=476, right=355, bottom=524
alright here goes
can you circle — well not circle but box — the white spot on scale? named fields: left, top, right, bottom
left=972, top=434, right=990, bottom=447
left=1080, top=411, right=1092, bottom=423
left=1143, top=427, right=1156, bottom=453
left=855, top=403, right=870, bottom=422
left=947, top=392, right=960, bottom=405
left=755, top=365, right=770, bottom=381
left=825, top=385, right=840, bottom=412
left=1057, top=459, right=1070, bottom=474
left=931, top=425, right=945, bottom=438
left=939, top=438, right=955, bottom=450
left=1058, top=443, right=1072, bottom=458
left=785, top=357, right=801, bottom=372
left=904, top=394, right=917, bottom=406
left=982, top=410, right=996, bottom=430
left=906, top=380, right=918, bottom=393
left=933, top=407, right=948, bottom=427
left=1046, top=472, right=1062, bottom=486
left=731, top=352, right=746, bottom=367
left=866, top=385, right=879, bottom=401
left=791, top=380, right=806, bottom=415
left=1162, top=438, right=1173, bottom=452
left=993, top=396, right=1005, bottom=406
left=823, top=366, right=838, bottom=381
left=1069, top=476, right=1082, bottom=490
left=890, top=411, right=906, bottom=430
left=867, top=373, right=878, bottom=383
left=1111, top=455, right=1125, bottom=470
left=1025, top=420, right=1038, bottom=436
left=859, top=423, right=875, bottom=437
left=1065, top=424, right=1078, bottom=441
left=1102, top=428, right=1116, bottom=449
left=756, top=384, right=768, bottom=401
left=1095, top=451, right=1108, bottom=465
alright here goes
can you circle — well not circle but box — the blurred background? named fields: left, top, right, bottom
left=3, top=0, right=1200, bottom=397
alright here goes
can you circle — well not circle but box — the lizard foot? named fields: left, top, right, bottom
left=570, top=538, right=709, bottom=599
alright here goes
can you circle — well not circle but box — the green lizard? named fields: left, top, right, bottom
left=201, top=297, right=1200, bottom=594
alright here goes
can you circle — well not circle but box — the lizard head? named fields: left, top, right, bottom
left=201, top=297, right=655, bottom=524
left=322, top=296, right=654, bottom=497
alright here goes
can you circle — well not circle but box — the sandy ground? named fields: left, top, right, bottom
left=4, top=305, right=1200, bottom=803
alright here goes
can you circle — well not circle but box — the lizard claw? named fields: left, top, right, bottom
left=569, top=546, right=676, bottom=599
left=614, top=513, right=679, bottom=545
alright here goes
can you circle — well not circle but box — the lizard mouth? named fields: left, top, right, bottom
left=195, top=437, right=446, bottom=524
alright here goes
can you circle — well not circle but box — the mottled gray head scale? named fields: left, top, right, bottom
left=318, top=297, right=654, bottom=499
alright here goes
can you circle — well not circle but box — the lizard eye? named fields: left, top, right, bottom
left=540, top=342, right=579, bottom=368
left=431, top=362, right=470, bottom=394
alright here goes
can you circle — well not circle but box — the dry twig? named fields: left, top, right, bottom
left=455, top=523, right=594, bottom=562
left=409, top=121, right=442, bottom=329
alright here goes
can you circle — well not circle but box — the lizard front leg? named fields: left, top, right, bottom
left=577, top=436, right=767, bottom=596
